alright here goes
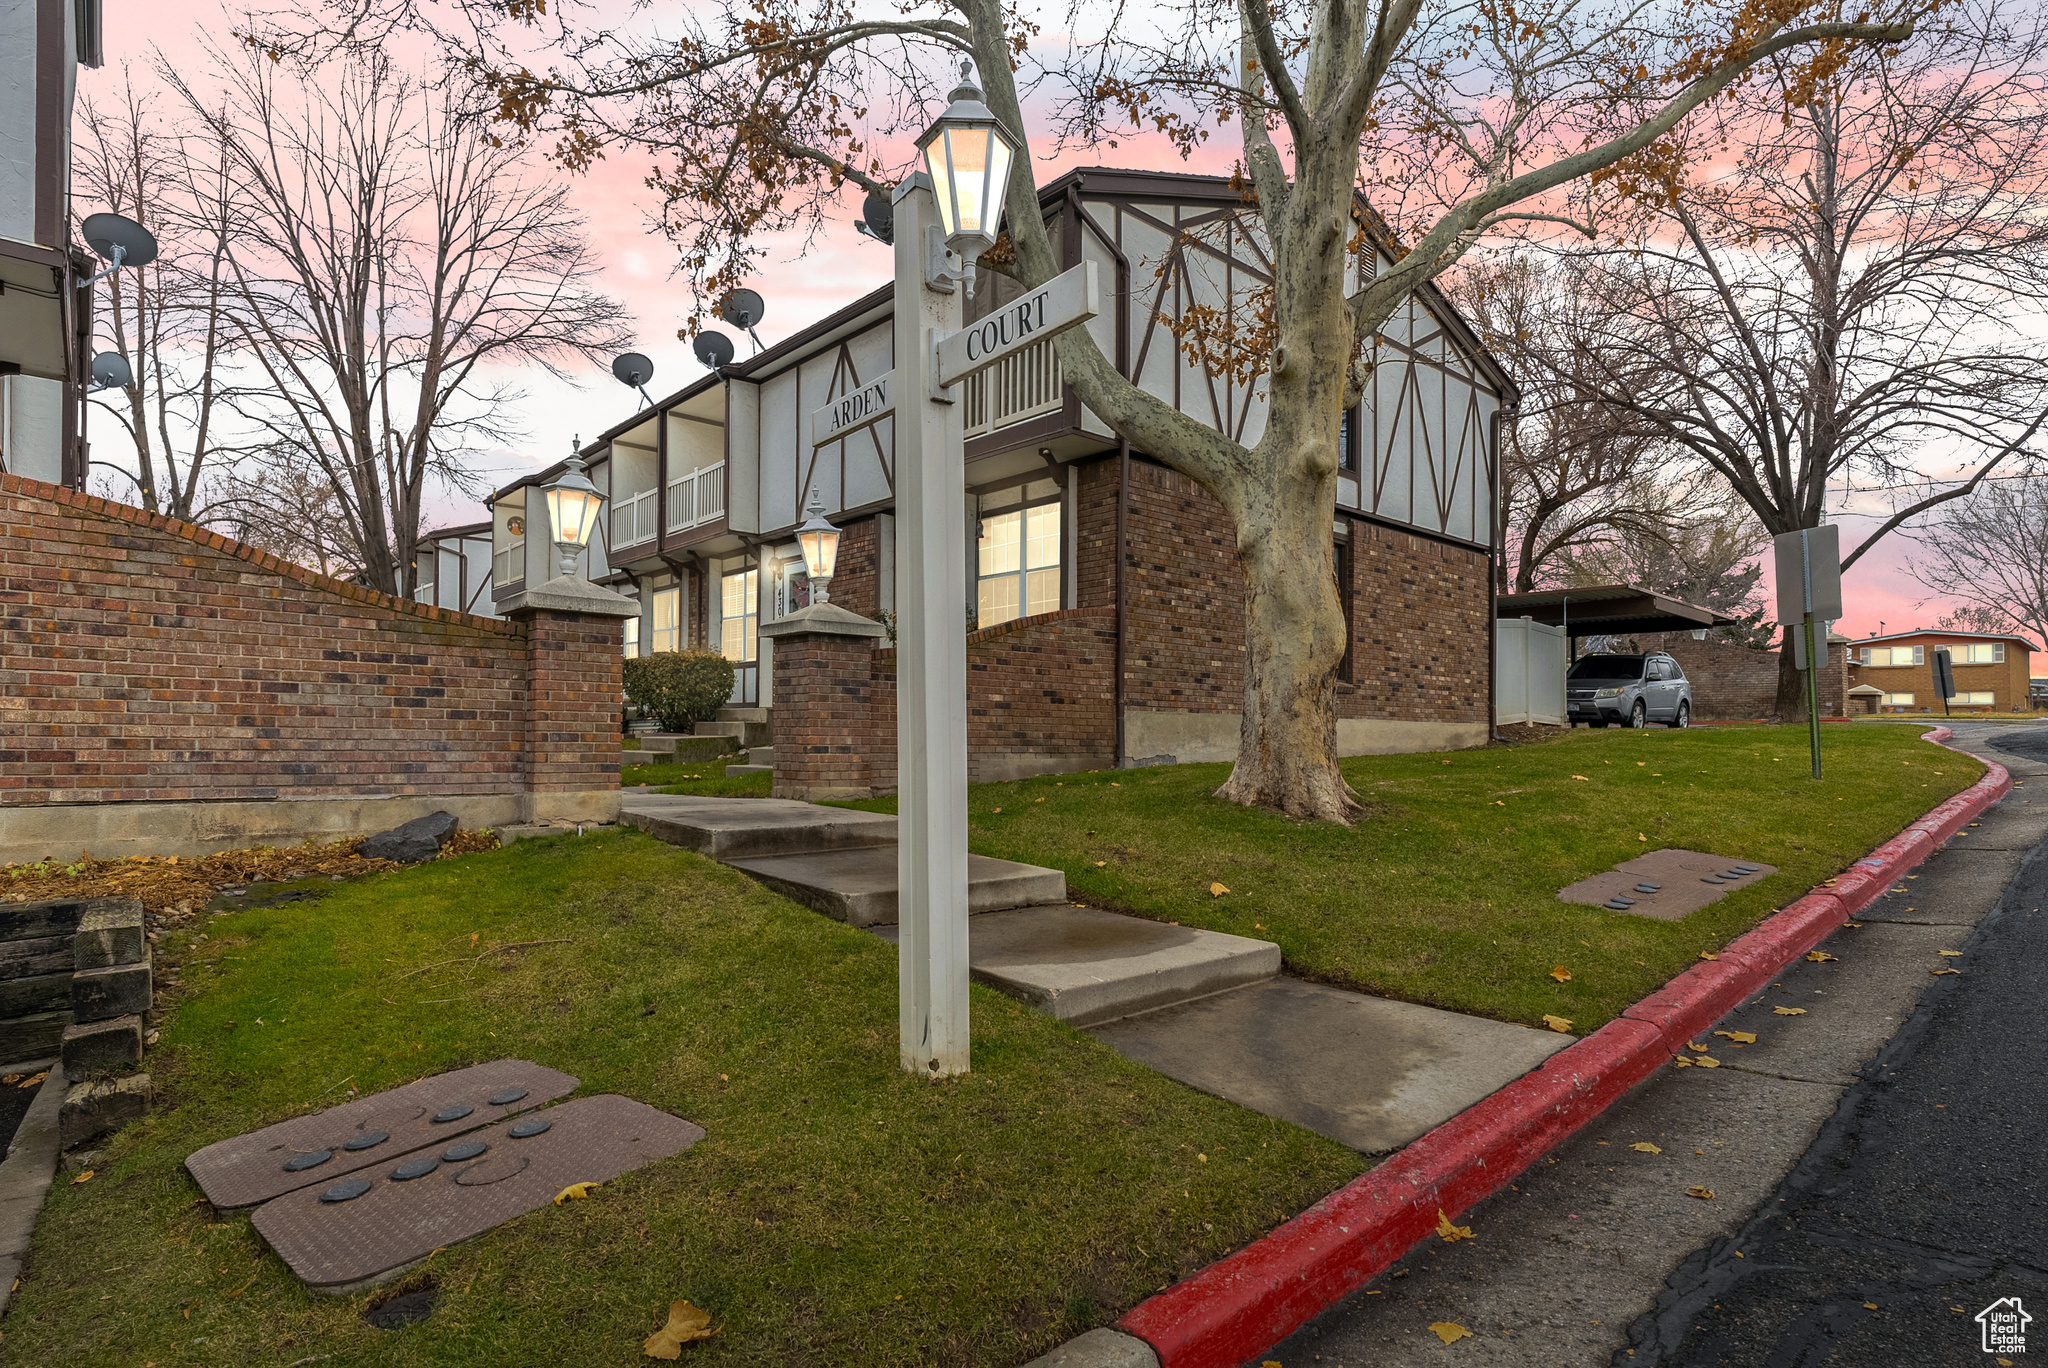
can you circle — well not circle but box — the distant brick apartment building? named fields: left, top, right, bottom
left=1844, top=629, right=2037, bottom=714
left=440, top=168, right=1519, bottom=771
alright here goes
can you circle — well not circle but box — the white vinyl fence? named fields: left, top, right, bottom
left=1496, top=616, right=1567, bottom=726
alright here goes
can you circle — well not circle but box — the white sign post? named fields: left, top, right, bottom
left=1772, top=525, right=1843, bottom=780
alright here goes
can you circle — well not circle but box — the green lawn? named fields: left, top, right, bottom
left=622, top=760, right=773, bottom=796
left=9, top=835, right=1358, bottom=1368
left=842, top=723, right=1980, bottom=1031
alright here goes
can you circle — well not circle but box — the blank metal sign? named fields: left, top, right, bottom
left=186, top=1059, right=578, bottom=1209
left=251, top=1095, right=705, bottom=1291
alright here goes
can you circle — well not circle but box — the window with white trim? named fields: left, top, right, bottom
left=623, top=616, right=640, bottom=658
left=1882, top=692, right=1917, bottom=706
left=720, top=570, right=758, bottom=662
left=1955, top=691, right=1996, bottom=705
left=652, top=587, right=682, bottom=655
left=1863, top=645, right=1923, bottom=666
left=976, top=501, right=1061, bottom=629
left=1956, top=642, right=2005, bottom=663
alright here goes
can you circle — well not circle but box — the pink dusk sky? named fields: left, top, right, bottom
left=83, top=1, right=1986, bottom=644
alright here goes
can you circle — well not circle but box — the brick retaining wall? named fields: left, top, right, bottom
left=0, top=475, right=624, bottom=856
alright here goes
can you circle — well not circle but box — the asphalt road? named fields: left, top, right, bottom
left=1264, top=723, right=2048, bottom=1368
left=1627, top=726, right=2048, bottom=1367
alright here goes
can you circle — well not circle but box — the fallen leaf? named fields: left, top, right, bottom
left=1671, top=1056, right=1692, bottom=1067
left=469, top=931, right=479, bottom=948
left=1686, top=1186, right=1715, bottom=1200
left=1550, top=965, right=1572, bottom=982
left=993, top=807, right=1002, bottom=814
left=1699, top=951, right=1720, bottom=961
left=1693, top=1055, right=1721, bottom=1068
left=1843, top=922, right=1863, bottom=928
left=1932, top=968, right=1960, bottom=976
left=20, top=1071, right=47, bottom=1088
left=1805, top=951, right=1837, bottom=963
left=1863, top=1302, right=1878, bottom=1310
left=643, top=1299, right=715, bottom=1358
left=1110, top=782, right=1121, bottom=787
left=71, top=1169, right=94, bottom=1184
left=1687, top=1041, right=1708, bottom=1052
left=1434, top=1209, right=1475, bottom=1243
left=1774, top=1007, right=1808, bottom=1016
left=1209, top=882, right=1229, bottom=897
left=553, top=1182, right=600, bottom=1205
left=1638, top=833, right=1648, bottom=841
left=1637, top=762, right=1647, bottom=767
left=1430, top=1321, right=1473, bottom=1345
left=1094, top=860, right=1107, bottom=867
left=1630, top=1142, right=1662, bottom=1154
left=1571, top=774, right=1590, bottom=781
left=1542, top=1014, right=1573, bottom=1034
left=1937, top=950, right=1962, bottom=957
left=1197, top=1153, right=1208, bottom=1162
left=1254, top=923, right=1266, bottom=930
left=1714, top=1030, right=1758, bottom=1045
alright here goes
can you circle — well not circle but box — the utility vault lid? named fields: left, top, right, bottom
left=251, top=1095, right=704, bottom=1291
left=186, top=1060, right=578, bottom=1208
left=1556, top=850, right=1778, bottom=921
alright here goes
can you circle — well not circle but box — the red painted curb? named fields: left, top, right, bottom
left=1116, top=726, right=2012, bottom=1368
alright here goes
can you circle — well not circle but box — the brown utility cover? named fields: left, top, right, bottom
left=1556, top=849, right=1779, bottom=921
left=186, top=1059, right=577, bottom=1208
left=251, top=1095, right=704, bottom=1290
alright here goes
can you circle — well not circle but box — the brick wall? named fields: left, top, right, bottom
left=0, top=475, right=620, bottom=811
left=1649, top=634, right=1848, bottom=720
left=824, top=516, right=882, bottom=620
left=773, top=607, right=1115, bottom=796
left=1073, top=456, right=1490, bottom=727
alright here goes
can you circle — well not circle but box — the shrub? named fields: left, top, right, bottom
left=623, top=651, right=736, bottom=732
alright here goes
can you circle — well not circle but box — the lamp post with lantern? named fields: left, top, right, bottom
left=794, top=485, right=841, bottom=603
left=543, top=439, right=607, bottom=577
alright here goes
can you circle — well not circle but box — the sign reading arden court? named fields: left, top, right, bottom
left=935, top=260, right=1100, bottom=388
left=812, top=371, right=896, bottom=447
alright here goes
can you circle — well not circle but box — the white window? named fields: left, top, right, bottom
left=1864, top=645, right=1923, bottom=666
left=1882, top=692, right=1917, bottom=706
left=977, top=502, right=1061, bottom=629
left=1956, top=642, right=2005, bottom=664
left=1955, top=691, right=1996, bottom=705
left=651, top=587, right=682, bottom=654
left=720, top=569, right=758, bottom=662
left=622, top=616, right=640, bottom=658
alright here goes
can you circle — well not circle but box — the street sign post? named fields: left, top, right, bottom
left=1773, top=525, right=1843, bottom=780
left=811, top=371, right=896, bottom=447
left=934, top=260, right=1099, bottom=389
left=1932, top=647, right=1956, bottom=715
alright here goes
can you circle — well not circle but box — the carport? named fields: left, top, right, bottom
left=1494, top=584, right=1736, bottom=660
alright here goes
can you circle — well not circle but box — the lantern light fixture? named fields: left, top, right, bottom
left=916, top=63, right=1019, bottom=297
left=794, top=485, right=841, bottom=603
left=544, top=436, right=606, bottom=577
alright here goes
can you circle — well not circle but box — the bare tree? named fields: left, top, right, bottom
left=74, top=74, right=239, bottom=523
left=1451, top=255, right=1700, bottom=593
left=1547, top=0, right=2048, bottom=718
left=1909, top=474, right=2048, bottom=649
left=1565, top=503, right=1776, bottom=646
left=276, top=0, right=1921, bottom=818
left=214, top=442, right=364, bottom=579
left=160, top=48, right=630, bottom=595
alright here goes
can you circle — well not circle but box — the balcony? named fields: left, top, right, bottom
left=667, top=461, right=727, bottom=534
left=614, top=487, right=659, bottom=550
left=492, top=540, right=523, bottom=588
left=964, top=336, right=1063, bottom=439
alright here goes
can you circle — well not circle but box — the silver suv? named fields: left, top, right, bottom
left=1566, top=652, right=1693, bottom=729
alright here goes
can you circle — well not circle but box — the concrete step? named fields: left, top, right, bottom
left=624, top=735, right=739, bottom=765
left=695, top=719, right=773, bottom=747
left=873, top=905, right=1279, bottom=1027
left=619, top=794, right=897, bottom=859
left=724, top=764, right=773, bottom=777
left=716, top=706, right=772, bottom=724
left=723, top=745, right=776, bottom=777
left=1089, top=976, right=1573, bottom=1155
left=722, top=847, right=1067, bottom=927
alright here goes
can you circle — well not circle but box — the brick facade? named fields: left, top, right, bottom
left=1838, top=631, right=2036, bottom=714
left=0, top=476, right=623, bottom=848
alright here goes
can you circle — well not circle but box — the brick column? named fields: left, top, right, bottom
left=759, top=603, right=888, bottom=801
left=503, top=576, right=640, bottom=823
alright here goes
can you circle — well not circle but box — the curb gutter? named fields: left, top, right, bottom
left=1114, top=726, right=2009, bottom=1368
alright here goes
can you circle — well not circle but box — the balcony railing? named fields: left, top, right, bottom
left=492, top=540, right=523, bottom=587
left=964, top=336, right=1064, bottom=439
left=615, top=487, right=659, bottom=549
left=667, top=461, right=727, bottom=533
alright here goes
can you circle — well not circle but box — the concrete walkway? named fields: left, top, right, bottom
left=621, top=791, right=1580, bottom=1159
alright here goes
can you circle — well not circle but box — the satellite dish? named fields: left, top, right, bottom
left=611, top=351, right=655, bottom=408
left=77, top=212, right=158, bottom=291
left=719, top=289, right=765, bottom=329
left=88, top=351, right=132, bottom=392
left=612, top=352, right=654, bottom=388
left=81, top=213, right=157, bottom=267
left=854, top=190, right=895, bottom=245
left=693, top=330, right=735, bottom=371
